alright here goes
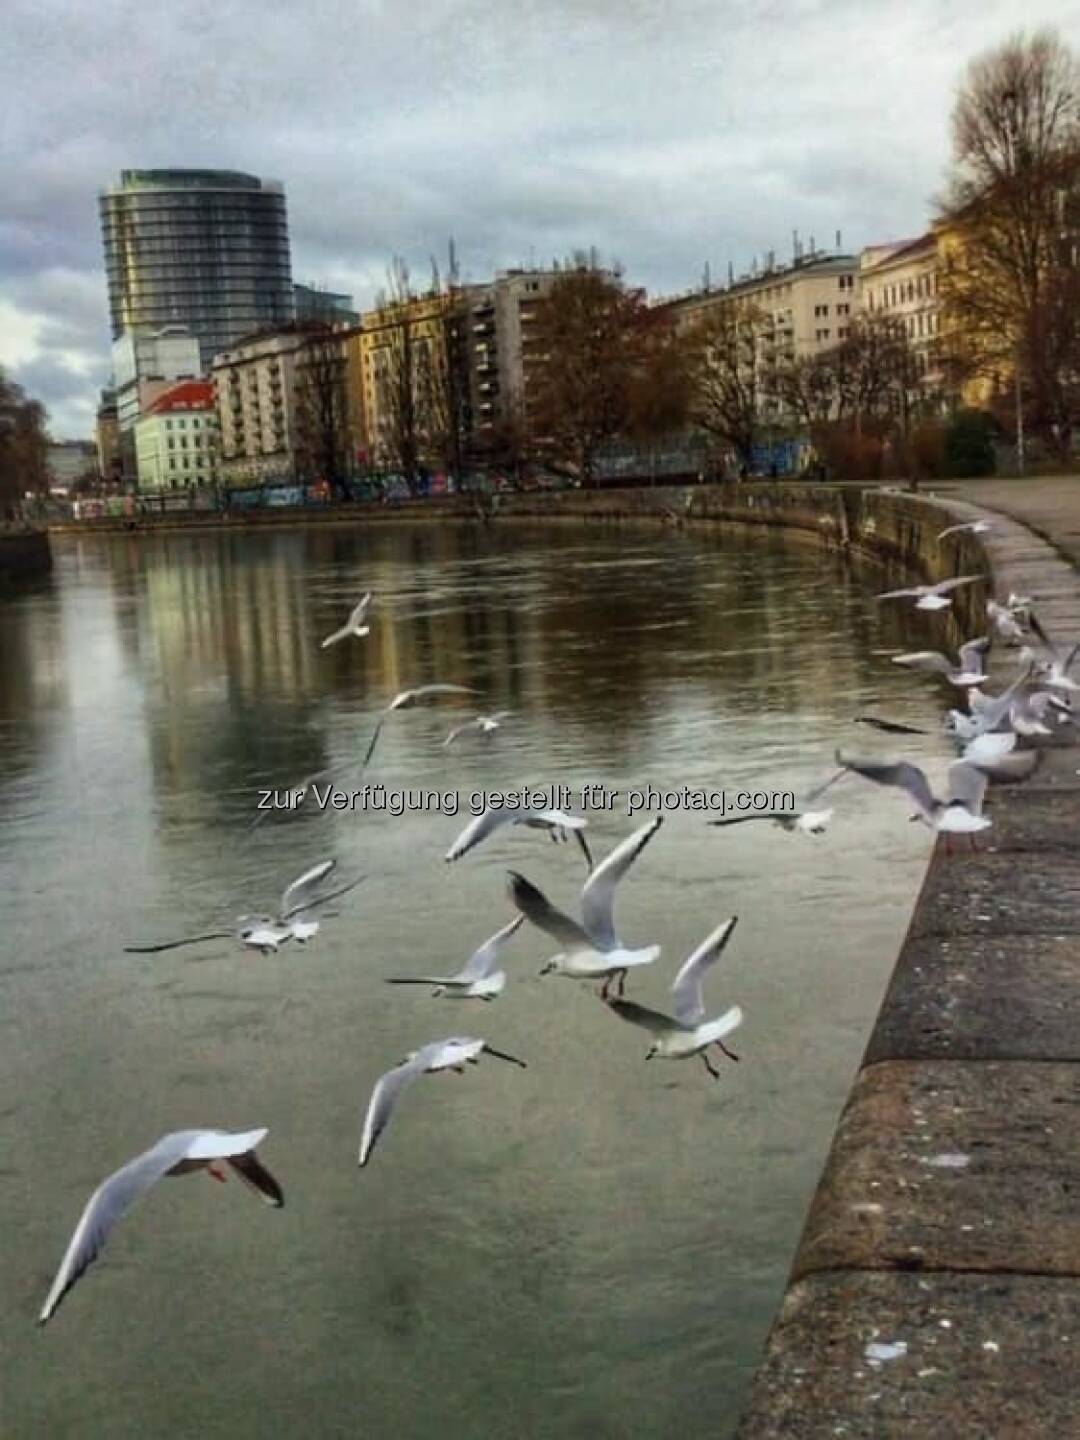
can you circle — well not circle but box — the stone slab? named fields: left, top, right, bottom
left=909, top=850, right=1080, bottom=938
left=982, top=785, right=1080, bottom=850
left=865, top=933, right=1080, bottom=1063
left=793, top=1060, right=1080, bottom=1279
left=1008, top=747, right=1080, bottom=789
left=737, top=1270, right=1080, bottom=1439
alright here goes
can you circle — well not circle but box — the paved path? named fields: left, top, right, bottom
left=935, top=475, right=1080, bottom=566
left=738, top=487, right=1080, bottom=1438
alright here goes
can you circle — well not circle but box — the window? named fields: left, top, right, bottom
left=169, top=457, right=176, bottom=470
left=167, top=437, right=174, bottom=450
left=814, top=303, right=829, bottom=317
left=165, top=420, right=173, bottom=430
left=837, top=303, right=850, bottom=316
left=838, top=326, right=849, bottom=338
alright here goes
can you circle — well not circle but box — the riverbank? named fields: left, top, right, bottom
left=0, top=528, right=51, bottom=584
left=737, top=493, right=1080, bottom=1437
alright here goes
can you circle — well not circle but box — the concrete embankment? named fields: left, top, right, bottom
left=0, top=528, right=51, bottom=584
left=737, top=495, right=1080, bottom=1438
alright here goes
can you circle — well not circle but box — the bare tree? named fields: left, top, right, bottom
left=0, top=369, right=48, bottom=518
left=294, top=324, right=350, bottom=495
left=938, top=28, right=1080, bottom=454
left=373, top=257, right=422, bottom=492
left=426, top=245, right=473, bottom=486
left=685, top=299, right=767, bottom=470
left=526, top=258, right=653, bottom=486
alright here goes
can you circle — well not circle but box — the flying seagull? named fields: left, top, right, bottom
left=363, top=684, right=477, bottom=767
left=1026, top=615, right=1080, bottom=693
left=445, top=803, right=593, bottom=870
left=834, top=750, right=990, bottom=852
left=38, top=1128, right=283, bottom=1325
left=508, top=817, right=663, bottom=998
left=385, top=915, right=525, bottom=1000
left=875, top=575, right=983, bottom=612
left=321, top=592, right=373, bottom=649
left=937, top=520, right=992, bottom=541
left=987, top=598, right=1027, bottom=646
left=443, top=712, right=513, bottom=747
left=358, top=1037, right=527, bottom=1167
left=124, top=859, right=362, bottom=956
left=891, top=636, right=991, bottom=687
left=707, top=809, right=832, bottom=835
left=606, top=916, right=744, bottom=1080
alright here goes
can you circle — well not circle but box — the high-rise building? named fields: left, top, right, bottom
left=99, top=169, right=295, bottom=371
left=294, top=283, right=359, bottom=325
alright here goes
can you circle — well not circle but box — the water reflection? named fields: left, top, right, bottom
left=0, top=521, right=954, bottom=1438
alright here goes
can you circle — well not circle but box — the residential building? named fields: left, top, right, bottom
left=99, top=169, right=295, bottom=372
left=46, top=440, right=97, bottom=493
left=133, top=380, right=219, bottom=490
left=95, top=389, right=122, bottom=484
left=859, top=233, right=942, bottom=383
left=112, top=326, right=202, bottom=432
left=294, top=283, right=359, bottom=326
left=212, top=322, right=359, bottom=486
left=355, top=291, right=459, bottom=467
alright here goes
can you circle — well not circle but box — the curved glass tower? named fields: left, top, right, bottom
left=99, top=170, right=295, bottom=370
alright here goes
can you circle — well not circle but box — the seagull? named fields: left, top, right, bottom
left=363, top=684, right=477, bottom=767
left=124, top=859, right=361, bottom=956
left=321, top=592, right=372, bottom=649
left=891, top=636, right=990, bottom=687
left=508, top=817, right=663, bottom=998
left=385, top=915, right=525, bottom=1000
left=875, top=575, right=983, bottom=611
left=834, top=750, right=990, bottom=852
left=358, top=1037, right=527, bottom=1167
left=707, top=809, right=832, bottom=835
left=38, top=1128, right=283, bottom=1325
left=443, top=712, right=513, bottom=747
left=605, top=917, right=744, bottom=1080
left=1026, top=616, right=1080, bottom=692
left=944, top=657, right=1035, bottom=740
left=987, top=599, right=1027, bottom=646
left=937, top=520, right=992, bottom=541
left=445, top=803, right=593, bottom=870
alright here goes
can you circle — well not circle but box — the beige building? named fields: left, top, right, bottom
left=212, top=327, right=312, bottom=486
left=133, top=380, right=218, bottom=490
left=859, top=233, right=941, bottom=384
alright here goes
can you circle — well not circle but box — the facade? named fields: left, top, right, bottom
left=355, top=292, right=458, bottom=467
left=294, top=283, right=359, bottom=326
left=46, top=440, right=97, bottom=493
left=859, top=233, right=942, bottom=384
left=212, top=323, right=359, bottom=487
left=95, top=389, right=123, bottom=484
left=133, top=380, right=218, bottom=490
left=112, top=326, right=202, bottom=432
left=99, top=169, right=295, bottom=372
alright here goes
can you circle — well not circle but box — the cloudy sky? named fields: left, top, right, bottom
left=2, top=0, right=1078, bottom=437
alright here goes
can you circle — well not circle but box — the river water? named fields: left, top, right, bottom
left=0, top=521, right=950, bottom=1437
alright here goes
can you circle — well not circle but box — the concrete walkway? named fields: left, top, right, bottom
left=935, top=474, right=1080, bottom=565
left=738, top=488, right=1080, bottom=1437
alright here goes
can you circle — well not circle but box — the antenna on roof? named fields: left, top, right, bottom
left=702, top=261, right=711, bottom=292
left=835, top=229, right=841, bottom=250
left=728, top=260, right=734, bottom=286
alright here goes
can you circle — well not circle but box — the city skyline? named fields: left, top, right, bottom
left=2, top=0, right=1078, bottom=437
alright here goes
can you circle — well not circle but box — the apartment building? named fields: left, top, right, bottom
left=860, top=232, right=941, bottom=380
left=134, top=380, right=218, bottom=490
left=211, top=328, right=311, bottom=486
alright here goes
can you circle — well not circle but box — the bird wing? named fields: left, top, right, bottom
left=358, top=1053, right=430, bottom=1167
left=932, top=574, right=984, bottom=596
left=836, top=751, right=936, bottom=819
left=443, top=719, right=477, bottom=747
left=958, top=636, right=991, bottom=674
left=320, top=626, right=350, bottom=650
left=279, top=859, right=336, bottom=921
left=480, top=1042, right=528, bottom=1068
left=444, top=807, right=506, bottom=861
left=707, top=814, right=776, bottom=828
left=671, top=916, right=739, bottom=1027
left=605, top=999, right=676, bottom=1036
left=875, top=585, right=921, bottom=600
left=347, top=592, right=373, bottom=629
left=937, top=522, right=974, bottom=540
left=458, top=914, right=525, bottom=982
left=224, top=1150, right=285, bottom=1207
left=891, top=651, right=952, bottom=676
left=506, top=871, right=593, bottom=950
left=390, top=683, right=476, bottom=711
left=362, top=715, right=386, bottom=768
left=580, top=816, right=663, bottom=950
left=39, top=1131, right=201, bottom=1324
left=854, top=715, right=930, bottom=736
left=123, top=931, right=233, bottom=955
left=946, top=761, right=988, bottom=816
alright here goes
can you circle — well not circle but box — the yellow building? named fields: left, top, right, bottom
left=859, top=232, right=942, bottom=388
left=354, top=292, right=456, bottom=467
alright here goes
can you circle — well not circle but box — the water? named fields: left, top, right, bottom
left=0, top=521, right=951, bottom=1437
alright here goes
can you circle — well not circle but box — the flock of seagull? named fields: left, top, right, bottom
left=38, top=520, right=1072, bottom=1327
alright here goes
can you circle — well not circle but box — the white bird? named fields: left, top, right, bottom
left=38, top=1128, right=283, bottom=1325
left=1026, top=616, right=1080, bottom=692
left=944, top=657, right=1035, bottom=740
left=937, top=520, right=992, bottom=541
left=835, top=750, right=990, bottom=852
left=384, top=915, right=525, bottom=1000
left=606, top=916, right=744, bottom=1080
left=445, top=803, right=593, bottom=869
left=707, top=809, right=833, bottom=835
left=891, top=636, right=990, bottom=687
left=358, top=1037, right=527, bottom=1167
left=508, top=817, right=663, bottom=998
left=124, top=859, right=360, bottom=956
left=363, top=684, right=478, bottom=767
left=321, top=592, right=373, bottom=649
left=875, top=575, right=984, bottom=611
left=443, top=712, right=512, bottom=747
left=987, top=599, right=1027, bottom=646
